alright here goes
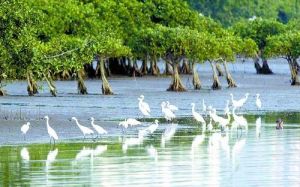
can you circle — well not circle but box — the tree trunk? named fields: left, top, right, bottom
left=149, top=56, right=159, bottom=76
left=100, top=57, right=113, bottom=95
left=140, top=58, right=148, bottom=75
left=192, top=63, right=201, bottom=90
left=164, top=60, right=173, bottom=75
left=180, top=59, right=192, bottom=74
left=167, top=63, right=186, bottom=92
left=61, top=70, right=71, bottom=80
left=27, top=72, right=34, bottom=96
left=253, top=54, right=262, bottom=74
left=0, top=80, right=6, bottom=96
left=260, top=59, right=273, bottom=74
left=27, top=72, right=38, bottom=96
left=210, top=61, right=221, bottom=90
left=289, top=59, right=300, bottom=86
left=216, top=63, right=224, bottom=76
left=45, top=73, right=57, bottom=97
left=223, top=61, right=237, bottom=88
left=77, top=69, right=88, bottom=94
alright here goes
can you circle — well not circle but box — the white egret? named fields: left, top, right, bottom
left=166, top=101, right=178, bottom=111
left=224, top=100, right=230, bottom=115
left=21, top=122, right=30, bottom=140
left=146, top=119, right=159, bottom=134
left=126, top=118, right=142, bottom=127
left=90, top=117, right=107, bottom=138
left=232, top=108, right=248, bottom=131
left=119, top=120, right=129, bottom=134
left=230, top=93, right=249, bottom=109
left=161, top=102, right=176, bottom=122
left=20, top=147, right=30, bottom=161
left=44, top=116, right=59, bottom=144
left=72, top=117, right=94, bottom=139
left=138, top=95, right=151, bottom=117
left=191, top=103, right=206, bottom=126
left=207, top=117, right=213, bottom=132
left=209, top=109, right=230, bottom=131
left=256, top=94, right=262, bottom=109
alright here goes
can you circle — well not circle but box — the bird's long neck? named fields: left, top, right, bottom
left=231, top=95, right=234, bottom=101
left=46, top=118, right=50, bottom=128
left=74, top=119, right=81, bottom=127
left=192, top=105, right=195, bottom=113
left=232, top=108, right=237, bottom=117
left=91, top=119, right=94, bottom=125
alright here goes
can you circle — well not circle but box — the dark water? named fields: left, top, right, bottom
left=1, top=119, right=300, bottom=186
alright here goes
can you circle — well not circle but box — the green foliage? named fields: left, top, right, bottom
left=232, top=19, right=285, bottom=57
left=265, top=31, right=300, bottom=60
left=187, top=0, right=300, bottom=26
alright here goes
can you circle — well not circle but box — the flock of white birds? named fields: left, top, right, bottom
left=20, top=93, right=262, bottom=145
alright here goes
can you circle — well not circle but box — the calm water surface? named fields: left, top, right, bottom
left=1, top=120, right=299, bottom=186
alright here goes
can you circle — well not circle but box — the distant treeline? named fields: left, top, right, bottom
left=187, top=0, right=300, bottom=26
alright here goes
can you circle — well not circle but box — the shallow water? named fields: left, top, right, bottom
left=1, top=60, right=300, bottom=186
left=1, top=60, right=300, bottom=121
left=1, top=119, right=300, bottom=186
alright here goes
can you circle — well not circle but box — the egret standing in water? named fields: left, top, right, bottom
left=21, top=122, right=30, bottom=140
left=224, top=100, right=230, bottom=115
left=191, top=103, right=206, bottom=127
left=138, top=95, right=151, bottom=118
left=44, top=116, right=59, bottom=145
left=256, top=94, right=262, bottom=109
left=90, top=117, right=107, bottom=138
left=230, top=93, right=249, bottom=109
left=166, top=101, right=178, bottom=111
left=161, top=102, right=176, bottom=122
left=72, top=117, right=94, bottom=139
left=119, top=120, right=129, bottom=134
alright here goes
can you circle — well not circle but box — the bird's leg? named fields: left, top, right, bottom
left=23, top=134, right=26, bottom=141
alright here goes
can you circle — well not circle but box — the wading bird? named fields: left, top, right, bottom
left=44, top=116, right=58, bottom=144
left=230, top=93, right=249, bottom=109
left=256, top=94, right=262, bottom=109
left=161, top=102, right=176, bottom=122
left=191, top=103, right=206, bottom=126
left=138, top=95, right=151, bottom=118
left=72, top=117, right=94, bottom=139
left=90, top=117, right=107, bottom=138
left=232, top=108, right=248, bottom=131
left=166, top=101, right=178, bottom=111
left=21, top=122, right=30, bottom=140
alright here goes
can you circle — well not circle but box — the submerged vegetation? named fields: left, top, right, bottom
left=0, top=0, right=299, bottom=96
